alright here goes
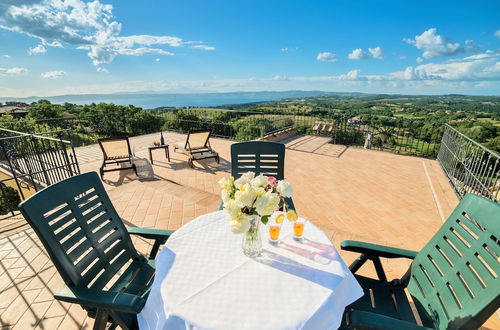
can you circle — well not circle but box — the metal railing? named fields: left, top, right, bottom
left=0, top=128, right=80, bottom=216
left=437, top=124, right=499, bottom=203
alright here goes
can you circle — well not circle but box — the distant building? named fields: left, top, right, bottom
left=347, top=116, right=364, bottom=125
left=0, top=105, right=29, bottom=119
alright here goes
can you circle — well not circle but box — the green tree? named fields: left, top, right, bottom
left=27, top=103, right=65, bottom=120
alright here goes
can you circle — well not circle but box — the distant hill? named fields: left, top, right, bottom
left=0, top=91, right=342, bottom=109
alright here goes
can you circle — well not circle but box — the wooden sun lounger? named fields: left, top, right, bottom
left=173, top=130, right=220, bottom=168
left=98, top=137, right=137, bottom=178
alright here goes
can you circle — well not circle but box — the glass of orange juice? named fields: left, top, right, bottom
left=293, top=218, right=306, bottom=242
left=268, top=213, right=284, bottom=245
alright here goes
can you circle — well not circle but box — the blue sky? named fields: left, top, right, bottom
left=1, top=0, right=500, bottom=97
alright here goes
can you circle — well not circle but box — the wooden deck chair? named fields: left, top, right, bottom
left=98, top=137, right=136, bottom=178
left=326, top=122, right=334, bottom=134
left=174, top=130, right=219, bottom=168
left=321, top=122, right=332, bottom=135
left=312, top=121, right=324, bottom=135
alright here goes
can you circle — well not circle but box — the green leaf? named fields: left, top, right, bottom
left=261, top=215, right=269, bottom=225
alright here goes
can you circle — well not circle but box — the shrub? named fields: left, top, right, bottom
left=0, top=183, right=21, bottom=215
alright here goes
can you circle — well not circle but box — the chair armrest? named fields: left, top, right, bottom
left=348, top=310, right=432, bottom=330
left=341, top=240, right=418, bottom=259
left=55, top=285, right=146, bottom=314
left=127, top=227, right=174, bottom=259
left=127, top=227, right=174, bottom=243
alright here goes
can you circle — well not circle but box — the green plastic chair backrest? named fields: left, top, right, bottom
left=407, top=193, right=500, bottom=329
left=18, top=172, right=141, bottom=290
left=231, top=141, right=285, bottom=179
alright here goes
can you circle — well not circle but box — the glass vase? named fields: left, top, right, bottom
left=242, top=215, right=262, bottom=257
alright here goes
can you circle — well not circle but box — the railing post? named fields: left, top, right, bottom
left=58, top=132, right=75, bottom=177
left=0, top=140, right=26, bottom=200
left=30, top=135, right=52, bottom=186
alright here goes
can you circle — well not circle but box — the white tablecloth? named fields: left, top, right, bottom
left=137, top=211, right=363, bottom=330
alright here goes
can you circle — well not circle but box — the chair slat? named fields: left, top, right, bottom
left=68, top=239, right=94, bottom=263
left=62, top=228, right=87, bottom=251
left=93, top=221, right=118, bottom=242
left=83, top=204, right=107, bottom=224
left=55, top=220, right=81, bottom=242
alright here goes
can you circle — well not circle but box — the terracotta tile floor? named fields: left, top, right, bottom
left=0, top=132, right=498, bottom=329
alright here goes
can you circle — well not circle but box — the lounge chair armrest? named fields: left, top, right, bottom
left=348, top=310, right=432, bottom=330
left=127, top=227, right=174, bottom=243
left=341, top=240, right=418, bottom=259
left=55, top=285, right=146, bottom=314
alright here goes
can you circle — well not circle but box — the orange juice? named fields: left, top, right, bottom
left=293, top=222, right=304, bottom=237
left=269, top=225, right=281, bottom=241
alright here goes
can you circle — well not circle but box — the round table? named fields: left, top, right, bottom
left=137, top=211, right=363, bottom=330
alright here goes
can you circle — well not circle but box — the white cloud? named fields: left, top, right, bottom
left=348, top=48, right=370, bottom=60
left=494, top=30, right=500, bottom=38
left=368, top=46, right=384, bottom=59
left=190, top=44, right=215, bottom=51
left=339, top=70, right=361, bottom=80
left=41, top=70, right=66, bottom=79
left=407, top=51, right=500, bottom=81
left=403, top=28, right=478, bottom=59
left=0, top=0, right=214, bottom=66
left=116, top=47, right=174, bottom=56
left=316, top=52, right=337, bottom=62
left=28, top=44, right=47, bottom=55
left=44, top=40, right=63, bottom=48
left=2, top=54, right=11, bottom=58
left=416, top=57, right=424, bottom=63
left=0, top=67, right=28, bottom=76
left=398, top=56, right=406, bottom=60
left=96, top=67, right=109, bottom=73
left=155, top=58, right=160, bottom=62
left=271, top=75, right=288, bottom=81
left=348, top=47, right=384, bottom=60
left=280, top=47, right=298, bottom=52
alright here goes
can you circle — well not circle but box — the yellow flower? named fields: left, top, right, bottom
left=286, top=210, right=298, bottom=221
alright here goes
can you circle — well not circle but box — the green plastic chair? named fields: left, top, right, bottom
left=228, top=141, right=295, bottom=210
left=18, top=172, right=174, bottom=330
left=341, top=193, right=500, bottom=330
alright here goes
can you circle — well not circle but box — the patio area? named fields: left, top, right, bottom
left=0, top=132, right=497, bottom=329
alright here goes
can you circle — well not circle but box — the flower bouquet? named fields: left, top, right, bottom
left=218, top=172, right=294, bottom=257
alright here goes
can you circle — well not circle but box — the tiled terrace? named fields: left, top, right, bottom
left=0, top=132, right=498, bottom=329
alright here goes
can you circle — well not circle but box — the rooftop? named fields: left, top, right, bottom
left=0, top=132, right=498, bottom=329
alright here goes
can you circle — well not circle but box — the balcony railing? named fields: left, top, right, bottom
left=0, top=128, right=80, bottom=217
left=437, top=124, right=499, bottom=203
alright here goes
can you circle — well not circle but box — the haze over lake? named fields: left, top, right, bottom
left=0, top=91, right=331, bottom=109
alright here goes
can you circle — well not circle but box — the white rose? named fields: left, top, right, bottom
left=221, top=190, right=231, bottom=204
left=251, top=174, right=268, bottom=188
left=224, top=199, right=241, bottom=217
left=229, top=213, right=251, bottom=233
left=234, top=172, right=255, bottom=189
left=277, top=180, right=293, bottom=198
left=254, top=186, right=266, bottom=197
left=254, top=191, right=280, bottom=216
left=234, top=183, right=257, bottom=208
left=218, top=177, right=234, bottom=192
